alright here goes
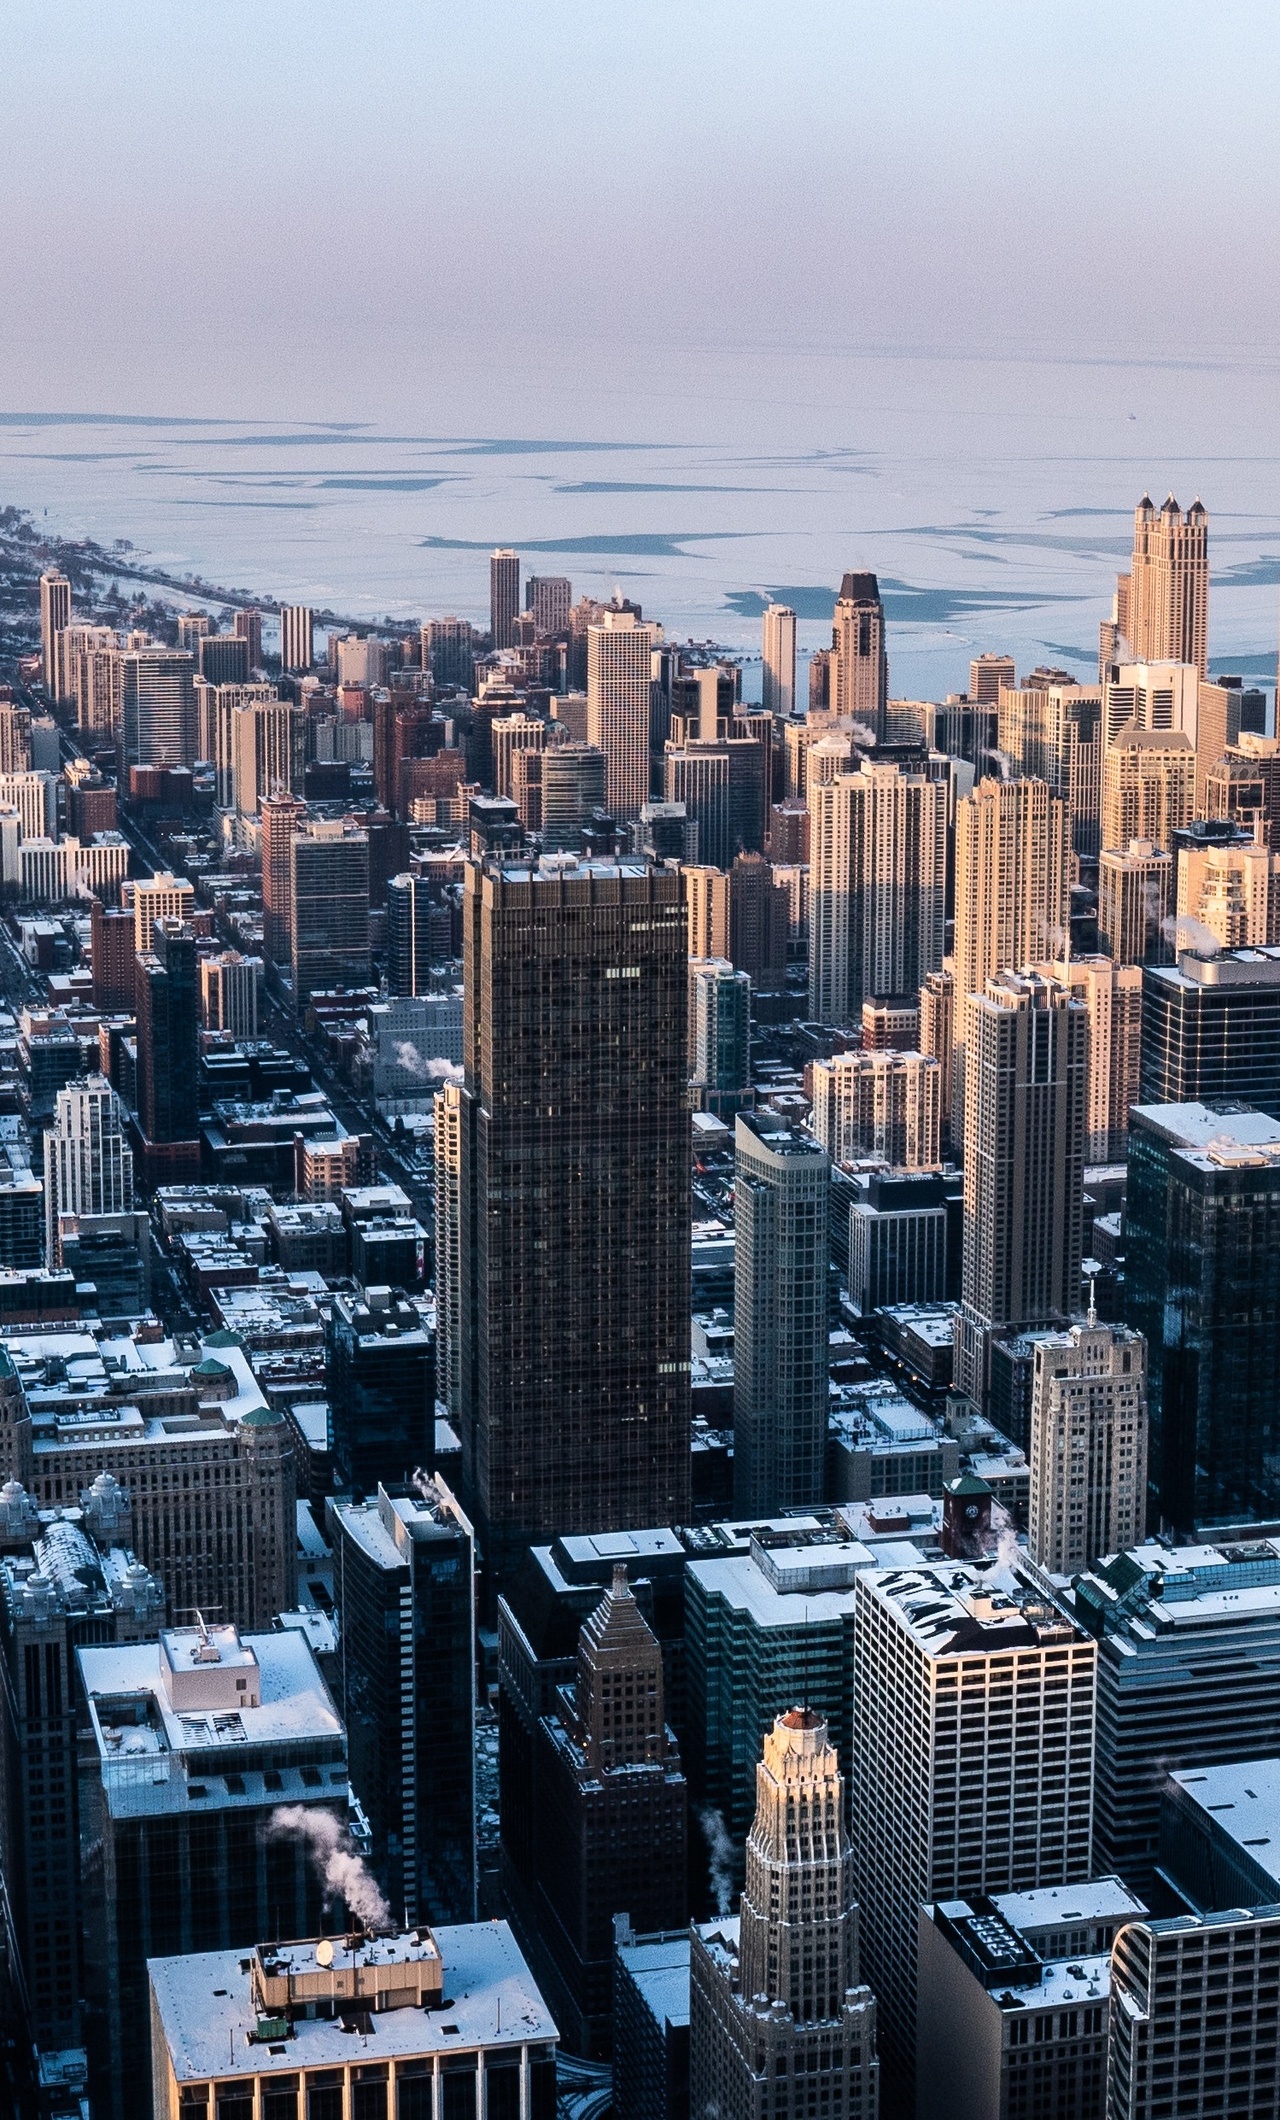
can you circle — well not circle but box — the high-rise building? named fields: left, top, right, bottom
left=831, top=571, right=888, bottom=736
left=39, top=570, right=71, bottom=695
left=528, top=573, right=572, bottom=634
left=433, top=1078, right=465, bottom=1418
left=290, top=819, right=370, bottom=1003
left=952, top=776, right=1068, bottom=1121
left=0, top=701, right=31, bottom=774
left=326, top=1288, right=435, bottom=1498
left=199, top=949, right=260, bottom=1038
left=847, top=1168, right=950, bottom=1316
left=1098, top=840, right=1174, bottom=965
left=919, top=967, right=955, bottom=1151
left=177, top=613, right=212, bottom=655
left=87, top=896, right=136, bottom=1013
left=1035, top=953, right=1144, bottom=1161
left=689, top=958, right=751, bottom=1116
left=809, top=1049, right=942, bottom=1171
left=1203, top=732, right=1280, bottom=852
left=1109, top=1905, right=1280, bottom=2119
left=588, top=609, right=658, bottom=821
left=1125, top=1100, right=1280, bottom=1532
left=728, top=848, right=789, bottom=992
left=808, top=761, right=947, bottom=1028
left=233, top=604, right=263, bottom=669
left=196, top=632, right=251, bottom=687
left=456, top=858, right=689, bottom=1569
left=490, top=547, right=521, bottom=648
left=851, top=1562, right=1096, bottom=2099
left=1176, top=834, right=1280, bottom=949
left=663, top=740, right=731, bottom=868
left=1028, top=1316, right=1148, bottom=1574
left=969, top=652, right=1016, bottom=704
left=73, top=637, right=124, bottom=739
left=120, top=647, right=196, bottom=768
left=1102, top=720, right=1196, bottom=852
left=42, top=1074, right=133, bottom=1266
left=1127, top=493, right=1209, bottom=676
left=260, top=790, right=306, bottom=964
left=135, top=919, right=200, bottom=1149
left=491, top=710, right=547, bottom=799
left=541, top=739, right=608, bottom=850
left=956, top=971, right=1088, bottom=1405
left=329, top=1478, right=476, bottom=1925
left=194, top=676, right=277, bottom=804
left=279, top=603, right=314, bottom=671
left=761, top=602, right=797, bottom=719
left=231, top=695, right=305, bottom=815
left=386, top=870, right=435, bottom=996
left=685, top=863, right=732, bottom=962
left=733, top=1112, right=829, bottom=1515
left=1140, top=948, right=1280, bottom=1117
left=422, top=614, right=475, bottom=689
left=998, top=678, right=1104, bottom=860
left=530, top=1565, right=687, bottom=2056
left=691, top=1710, right=880, bottom=2120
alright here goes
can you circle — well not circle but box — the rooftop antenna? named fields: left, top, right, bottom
left=1087, top=1273, right=1097, bottom=1330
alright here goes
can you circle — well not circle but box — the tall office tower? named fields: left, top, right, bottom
left=422, top=614, right=475, bottom=688
left=808, top=761, right=947, bottom=1028
left=1140, top=948, right=1280, bottom=1115
left=194, top=676, right=276, bottom=802
left=541, top=739, right=608, bottom=850
left=919, top=967, right=955, bottom=1150
left=1127, top=492, right=1209, bottom=675
left=233, top=604, right=263, bottom=669
left=434, top=1078, right=465, bottom=1418
left=0, top=1504, right=163, bottom=2062
left=1036, top=953, right=1144, bottom=1161
left=119, top=647, right=196, bottom=768
left=809, top=1049, right=943, bottom=1170
left=997, top=678, right=1105, bottom=860
left=130, top=869, right=194, bottom=954
left=527, top=573, right=572, bottom=634
left=489, top=546, right=521, bottom=648
left=663, top=740, right=731, bottom=867
left=1203, top=732, right=1280, bottom=851
left=728, top=849, right=789, bottom=992
left=78, top=1624, right=347, bottom=2120
left=386, top=870, right=434, bottom=995
left=588, top=608, right=658, bottom=820
left=1126, top=1100, right=1280, bottom=1532
left=733, top=1111, right=829, bottom=1515
left=491, top=710, right=547, bottom=798
left=1028, top=1317, right=1148, bottom=1574
left=685, top=863, right=732, bottom=961
left=831, top=571, right=888, bottom=735
left=457, top=858, right=689, bottom=1568
left=196, top=632, right=251, bottom=686
left=762, top=601, right=798, bottom=718
left=691, top=1711, right=880, bottom=2120
left=39, top=568, right=71, bottom=694
left=689, top=958, right=751, bottom=1116
left=1098, top=840, right=1174, bottom=964
left=1109, top=1907, right=1280, bottom=2120
left=326, top=1288, right=435, bottom=1497
left=278, top=602, right=315, bottom=671
left=531, top=1565, right=687, bottom=2056
left=952, top=776, right=1068, bottom=1118
left=42, top=1074, right=133, bottom=1265
left=850, top=1563, right=1095, bottom=2101
left=969, top=651, right=1016, bottom=704
left=260, top=790, right=306, bottom=964
left=956, top=971, right=1088, bottom=1406
left=136, top=918, right=200, bottom=1152
left=1177, top=835, right=1280, bottom=949
left=847, top=1167, right=950, bottom=1315
left=329, top=1478, right=476, bottom=1925
left=231, top=696, right=305, bottom=815
left=0, top=701, right=31, bottom=773
left=199, top=948, right=260, bottom=1038
left=90, top=898, right=136, bottom=1011
left=290, top=819, right=370, bottom=1003
left=1102, top=721, right=1196, bottom=851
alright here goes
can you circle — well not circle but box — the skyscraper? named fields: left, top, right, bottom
left=39, top=569, right=72, bottom=696
left=130, top=869, right=195, bottom=954
left=1028, top=1316, right=1148, bottom=1574
left=761, top=602, right=797, bottom=718
left=135, top=919, right=200, bottom=1149
left=1177, top=834, right=1280, bottom=949
left=260, top=790, right=306, bottom=964
left=689, top=957, right=751, bottom=1116
left=1035, top=953, right=1144, bottom=1161
left=490, top=547, right=521, bottom=648
left=42, top=1074, right=134, bottom=1265
left=808, top=761, right=947, bottom=1028
left=1127, top=494, right=1209, bottom=676
left=1102, top=721, right=1196, bottom=852
left=196, top=632, right=251, bottom=687
left=997, top=677, right=1104, bottom=860
left=233, top=604, right=263, bottom=669
left=527, top=573, right=572, bottom=634
left=290, top=819, right=370, bottom=1003
left=199, top=949, right=260, bottom=1038
left=587, top=609, right=657, bottom=821
left=809, top=1049, right=943, bottom=1170
left=194, top=676, right=278, bottom=805
left=456, top=857, right=689, bottom=1570
left=541, top=740, right=608, bottom=850
left=663, top=740, right=731, bottom=868
left=230, top=695, right=305, bottom=815
left=386, top=870, right=435, bottom=996
left=733, top=1111, right=829, bottom=1515
left=1098, top=840, right=1174, bottom=965
left=968, top=652, right=1015, bottom=704
left=831, top=571, right=887, bottom=736
left=120, top=648, right=197, bottom=768
left=278, top=603, right=314, bottom=672
left=956, top=971, right=1088, bottom=1406
left=952, top=776, right=1068, bottom=1120
left=1110, top=1907, right=1280, bottom=2120
left=1140, top=948, right=1280, bottom=1117
left=684, top=863, right=732, bottom=961
left=326, top=1288, right=435, bottom=1498
left=0, top=701, right=31, bottom=773
left=690, top=1710, right=880, bottom=2120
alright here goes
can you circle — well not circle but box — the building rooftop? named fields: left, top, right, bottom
left=931, top=1901, right=1112, bottom=2011
left=1075, top=1538, right=1280, bottom=1645
left=615, top=1930, right=690, bottom=2033
left=1168, top=1758, right=1280, bottom=1893
left=991, top=1880, right=1148, bottom=1937
left=864, top=1562, right=1088, bottom=1658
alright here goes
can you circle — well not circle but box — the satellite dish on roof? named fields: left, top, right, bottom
left=316, top=1939, right=334, bottom=1968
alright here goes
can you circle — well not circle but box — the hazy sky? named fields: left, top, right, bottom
left=3, top=0, right=1279, bottom=432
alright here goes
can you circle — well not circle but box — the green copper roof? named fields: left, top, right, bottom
left=238, top=1402, right=284, bottom=1427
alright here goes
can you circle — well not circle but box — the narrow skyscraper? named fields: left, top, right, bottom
left=830, top=572, right=887, bottom=736
left=489, top=547, right=521, bottom=649
left=733, top=1111, right=829, bottom=1515
left=587, top=608, right=658, bottom=821
left=278, top=603, right=314, bottom=672
left=761, top=602, right=797, bottom=718
left=1127, top=493, right=1209, bottom=676
left=39, top=569, right=71, bottom=696
left=42, top=1074, right=134, bottom=1265
left=1029, top=1316, right=1148, bottom=1574
left=808, top=760, right=947, bottom=1027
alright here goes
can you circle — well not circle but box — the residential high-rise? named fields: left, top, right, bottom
left=119, top=647, right=197, bottom=768
left=260, top=790, right=306, bottom=964
left=1028, top=1316, right=1148, bottom=1574
left=1125, top=1099, right=1280, bottom=1532
left=88, top=895, right=134, bottom=1015
left=329, top=1478, right=476, bottom=1926
left=956, top=971, right=1088, bottom=1406
left=135, top=919, right=200, bottom=1149
left=541, top=739, right=608, bottom=850
left=176, top=613, right=211, bottom=656
left=1176, top=833, right=1280, bottom=949
left=691, top=1710, right=880, bottom=2120
left=42, top=1074, right=133, bottom=1265
left=290, top=818, right=370, bottom=1003
left=0, top=701, right=31, bottom=774
left=230, top=695, right=305, bottom=814
left=422, top=614, right=475, bottom=689
left=850, top=1562, right=1096, bottom=2101
left=919, top=967, right=955, bottom=1150
left=490, top=547, right=521, bottom=648
left=1109, top=1906, right=1280, bottom=2120
left=968, top=652, right=1015, bottom=704
left=433, top=1078, right=465, bottom=1419
left=386, top=869, right=435, bottom=995
left=809, top=1049, right=942, bottom=1170
left=952, top=776, right=1068, bottom=1122
left=1098, top=840, right=1174, bottom=964
left=1036, top=953, right=1144, bottom=1161
left=528, top=573, right=572, bottom=634
left=733, top=1111, right=829, bottom=1515
left=1140, top=947, right=1280, bottom=1116
left=685, top=863, right=732, bottom=961
left=663, top=740, right=731, bottom=867
left=1102, top=720, right=1196, bottom=851
left=196, top=632, right=251, bottom=687
left=491, top=710, right=548, bottom=799
left=530, top=1564, right=687, bottom=2056
left=194, top=676, right=277, bottom=803
left=278, top=603, right=314, bottom=671
left=457, top=858, right=689, bottom=1569
left=1203, top=732, right=1280, bottom=852
left=831, top=571, right=888, bottom=736
left=588, top=608, right=658, bottom=820
left=233, top=603, right=263, bottom=669
left=199, top=948, right=260, bottom=1038
left=728, top=849, right=789, bottom=992
left=1127, top=493, right=1209, bottom=676
left=326, top=1287, right=435, bottom=1498
left=808, top=761, right=947, bottom=1028
left=761, top=602, right=797, bottom=719
left=997, top=677, right=1104, bottom=860
left=39, top=569, right=72, bottom=695
left=74, top=637, right=124, bottom=739
left=689, top=958, right=751, bottom=1116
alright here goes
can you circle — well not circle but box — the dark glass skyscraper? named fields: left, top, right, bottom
left=1141, top=949, right=1280, bottom=1118
left=326, top=1288, right=435, bottom=1500
left=387, top=870, right=434, bottom=996
left=135, top=919, right=199, bottom=1145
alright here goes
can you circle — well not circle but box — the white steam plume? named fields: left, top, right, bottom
left=392, top=1041, right=463, bottom=1083
left=1161, top=912, right=1220, bottom=956
left=267, top=1804, right=391, bottom=1930
left=697, top=1804, right=735, bottom=1917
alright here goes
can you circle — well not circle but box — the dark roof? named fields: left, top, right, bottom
left=838, top=572, right=881, bottom=604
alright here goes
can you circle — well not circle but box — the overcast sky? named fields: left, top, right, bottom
left=2, top=0, right=1278, bottom=429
